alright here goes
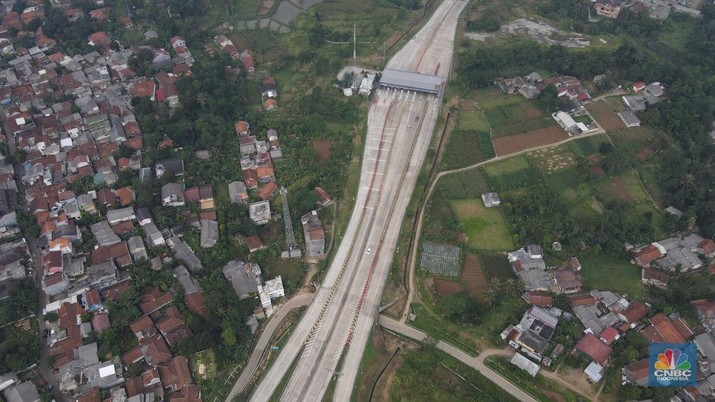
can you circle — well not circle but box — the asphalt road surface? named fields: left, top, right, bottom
left=224, top=293, right=313, bottom=400
left=246, top=1, right=467, bottom=400
left=378, top=316, right=538, bottom=402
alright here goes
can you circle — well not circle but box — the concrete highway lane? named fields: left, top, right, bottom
left=246, top=1, right=467, bottom=400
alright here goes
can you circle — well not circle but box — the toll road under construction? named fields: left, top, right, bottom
left=377, top=68, right=444, bottom=96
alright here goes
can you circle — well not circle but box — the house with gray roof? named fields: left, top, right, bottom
left=200, top=220, right=219, bottom=248
left=127, top=236, right=147, bottom=262
left=161, top=183, right=185, bottom=207
left=508, top=245, right=549, bottom=291
left=91, top=221, right=121, bottom=247
left=502, top=306, right=559, bottom=361
left=172, top=265, right=199, bottom=295
left=223, top=260, right=262, bottom=299
left=167, top=236, right=202, bottom=272
left=106, top=207, right=135, bottom=224
left=3, top=381, right=40, bottom=402
left=155, top=157, right=184, bottom=178
left=228, top=181, right=248, bottom=204
left=135, top=207, right=152, bottom=226
left=142, top=222, right=165, bottom=246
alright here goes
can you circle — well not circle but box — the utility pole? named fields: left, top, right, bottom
left=353, top=22, right=357, bottom=63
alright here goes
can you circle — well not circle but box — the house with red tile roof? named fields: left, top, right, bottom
left=43, top=250, right=64, bottom=275
left=641, top=313, right=693, bottom=343
left=184, top=293, right=210, bottom=320
left=568, top=293, right=598, bottom=307
left=141, top=288, right=173, bottom=314
left=88, top=31, right=111, bottom=47
left=184, top=187, right=200, bottom=203
left=641, top=267, right=669, bottom=287
left=575, top=333, right=612, bottom=365
left=234, top=121, right=250, bottom=136
left=101, top=279, right=131, bottom=301
left=97, top=188, right=117, bottom=206
left=522, top=291, right=553, bottom=307
left=155, top=306, right=192, bottom=345
left=551, top=266, right=582, bottom=294
left=159, top=356, right=194, bottom=392
left=598, top=326, right=619, bottom=345
left=617, top=301, right=649, bottom=327
left=125, top=368, right=162, bottom=397
left=622, top=358, right=649, bottom=386
left=697, top=239, right=715, bottom=258
left=131, top=79, right=155, bottom=99
left=89, top=8, right=109, bottom=20
left=91, top=312, right=111, bottom=333
left=168, top=384, right=201, bottom=402
left=130, top=315, right=157, bottom=341
left=121, top=334, right=172, bottom=366
left=82, top=288, right=102, bottom=311
left=633, top=243, right=665, bottom=267
left=257, top=181, right=278, bottom=201
left=246, top=235, right=264, bottom=253
left=91, top=241, right=132, bottom=267
left=114, top=187, right=135, bottom=206
left=691, top=299, right=715, bottom=332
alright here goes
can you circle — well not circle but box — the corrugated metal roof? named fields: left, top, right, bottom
left=379, top=69, right=443, bottom=94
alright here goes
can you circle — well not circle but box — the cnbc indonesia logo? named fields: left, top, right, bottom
left=650, top=344, right=696, bottom=387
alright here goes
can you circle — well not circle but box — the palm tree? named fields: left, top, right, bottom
left=196, top=92, right=207, bottom=109
left=484, top=287, right=498, bottom=308
left=488, top=278, right=503, bottom=294
left=504, top=278, right=520, bottom=297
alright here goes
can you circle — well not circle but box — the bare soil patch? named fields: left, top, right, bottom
left=636, top=147, right=652, bottom=161
left=493, top=126, right=568, bottom=155
left=433, top=279, right=463, bottom=296
left=523, top=106, right=543, bottom=118
left=227, top=34, right=248, bottom=52
left=461, top=253, right=487, bottom=301
left=258, top=0, right=275, bottom=15
left=459, top=99, right=477, bottom=112
left=311, top=139, right=332, bottom=161
left=611, top=176, right=634, bottom=202
left=587, top=101, right=625, bottom=131
left=590, top=166, right=606, bottom=177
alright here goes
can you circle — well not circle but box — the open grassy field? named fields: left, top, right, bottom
left=569, top=134, right=609, bottom=157
left=482, top=154, right=531, bottom=176
left=620, top=170, right=650, bottom=203
left=390, top=348, right=519, bottom=402
left=579, top=254, right=645, bottom=300
left=456, top=110, right=490, bottom=132
left=262, top=259, right=306, bottom=284
left=450, top=199, right=513, bottom=251
left=484, top=356, right=584, bottom=402
left=436, top=168, right=490, bottom=199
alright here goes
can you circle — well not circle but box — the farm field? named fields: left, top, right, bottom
left=579, top=254, right=645, bottom=300
left=569, top=134, right=609, bottom=157
left=586, top=100, right=625, bottom=132
left=479, top=95, right=554, bottom=139
left=441, top=129, right=493, bottom=169
left=450, top=200, right=513, bottom=251
left=436, top=168, right=490, bottom=199
left=433, top=279, right=463, bottom=296
left=492, top=126, right=568, bottom=156
left=482, top=155, right=540, bottom=193
left=461, top=253, right=487, bottom=301
left=456, top=109, right=489, bottom=132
